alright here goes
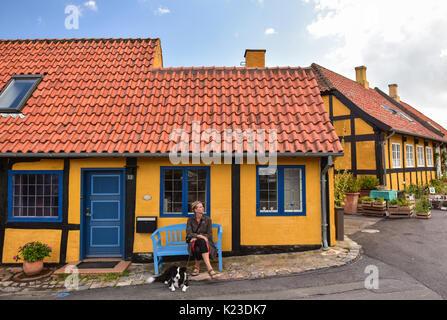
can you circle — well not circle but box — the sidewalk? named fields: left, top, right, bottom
left=0, top=236, right=361, bottom=295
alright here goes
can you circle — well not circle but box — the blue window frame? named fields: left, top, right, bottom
left=0, top=75, right=43, bottom=113
left=160, top=166, right=211, bottom=217
left=8, top=170, right=63, bottom=223
left=256, top=165, right=306, bottom=216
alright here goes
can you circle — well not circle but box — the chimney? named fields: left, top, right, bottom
left=355, top=66, right=369, bottom=89
left=244, top=49, right=266, bottom=68
left=388, top=84, right=400, bottom=102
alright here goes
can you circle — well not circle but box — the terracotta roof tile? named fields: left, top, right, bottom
left=0, top=39, right=342, bottom=155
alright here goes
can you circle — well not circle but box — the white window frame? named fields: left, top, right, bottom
left=405, top=144, right=415, bottom=168
left=417, top=146, right=425, bottom=167
left=391, top=143, right=402, bottom=168
left=426, top=147, right=434, bottom=167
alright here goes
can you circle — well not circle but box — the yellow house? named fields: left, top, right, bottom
left=0, top=40, right=343, bottom=265
left=311, top=64, right=447, bottom=191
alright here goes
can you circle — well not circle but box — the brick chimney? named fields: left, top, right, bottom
left=355, top=66, right=369, bottom=89
left=388, top=84, right=400, bottom=102
left=244, top=49, right=266, bottom=68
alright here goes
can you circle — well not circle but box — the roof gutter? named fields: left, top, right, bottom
left=0, top=152, right=345, bottom=158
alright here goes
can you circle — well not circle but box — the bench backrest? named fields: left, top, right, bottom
left=150, top=223, right=222, bottom=248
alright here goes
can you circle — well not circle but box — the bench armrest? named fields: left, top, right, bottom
left=150, top=230, right=162, bottom=249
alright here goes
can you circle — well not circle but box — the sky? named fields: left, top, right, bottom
left=0, top=0, right=446, bottom=129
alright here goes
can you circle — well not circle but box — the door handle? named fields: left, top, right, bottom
left=86, top=207, right=91, bottom=217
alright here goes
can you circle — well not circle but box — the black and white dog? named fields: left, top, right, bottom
left=147, top=266, right=189, bottom=292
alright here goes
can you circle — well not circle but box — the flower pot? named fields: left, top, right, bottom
left=344, top=193, right=360, bottom=214
left=23, top=260, right=44, bottom=276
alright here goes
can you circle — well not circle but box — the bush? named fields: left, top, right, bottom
left=405, top=184, right=425, bottom=199
left=389, top=198, right=410, bottom=206
left=429, top=179, right=446, bottom=194
left=334, top=171, right=361, bottom=207
left=358, top=176, right=380, bottom=190
left=398, top=198, right=411, bottom=207
left=415, top=199, right=431, bottom=213
left=359, top=196, right=374, bottom=202
left=375, top=198, right=386, bottom=203
left=389, top=199, right=399, bottom=206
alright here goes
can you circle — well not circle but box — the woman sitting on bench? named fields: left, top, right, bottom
left=186, top=201, right=219, bottom=279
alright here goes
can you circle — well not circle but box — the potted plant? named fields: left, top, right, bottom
left=397, top=198, right=413, bottom=214
left=342, top=173, right=361, bottom=214
left=415, top=198, right=431, bottom=219
left=358, top=176, right=380, bottom=198
left=388, top=198, right=399, bottom=213
left=14, top=241, right=52, bottom=276
left=359, top=196, right=374, bottom=207
left=373, top=198, right=386, bottom=208
left=333, top=175, right=346, bottom=241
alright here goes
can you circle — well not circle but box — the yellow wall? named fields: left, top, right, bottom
left=133, top=158, right=232, bottom=254
left=240, top=157, right=323, bottom=246
left=3, top=229, right=61, bottom=263
left=3, top=156, right=332, bottom=263
left=355, top=118, right=374, bottom=135
left=333, top=119, right=351, bottom=137
left=4, top=158, right=127, bottom=263
left=332, top=96, right=351, bottom=117
left=384, top=134, right=438, bottom=190
left=12, top=159, right=64, bottom=171
left=356, top=141, right=376, bottom=170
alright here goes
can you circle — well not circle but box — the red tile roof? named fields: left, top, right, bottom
left=311, top=63, right=446, bottom=143
left=0, top=39, right=342, bottom=156
left=397, top=100, right=447, bottom=143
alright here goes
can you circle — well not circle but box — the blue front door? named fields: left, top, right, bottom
left=82, top=169, right=125, bottom=258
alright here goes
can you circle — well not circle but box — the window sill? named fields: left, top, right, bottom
left=257, top=212, right=306, bottom=217
left=7, top=217, right=63, bottom=223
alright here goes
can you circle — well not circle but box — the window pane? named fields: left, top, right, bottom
left=258, top=168, right=278, bottom=212
left=11, top=173, right=59, bottom=218
left=187, top=169, right=208, bottom=213
left=406, top=145, right=414, bottom=167
left=417, top=147, right=424, bottom=166
left=284, top=168, right=302, bottom=212
left=0, top=79, right=37, bottom=110
left=163, top=169, right=183, bottom=213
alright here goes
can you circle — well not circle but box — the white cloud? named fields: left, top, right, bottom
left=84, top=1, right=98, bottom=11
left=155, top=7, right=170, bottom=15
left=304, top=0, right=447, bottom=129
left=265, top=28, right=277, bottom=35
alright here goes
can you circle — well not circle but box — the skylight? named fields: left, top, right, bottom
left=0, top=75, right=42, bottom=113
left=381, top=104, right=397, bottom=115
left=381, top=104, right=414, bottom=122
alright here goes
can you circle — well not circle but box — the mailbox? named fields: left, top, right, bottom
left=136, top=217, right=157, bottom=233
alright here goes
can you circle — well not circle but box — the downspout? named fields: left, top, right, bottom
left=321, top=156, right=333, bottom=251
left=381, top=131, right=396, bottom=188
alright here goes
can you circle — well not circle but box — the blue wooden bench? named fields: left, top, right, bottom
left=150, top=223, right=223, bottom=275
